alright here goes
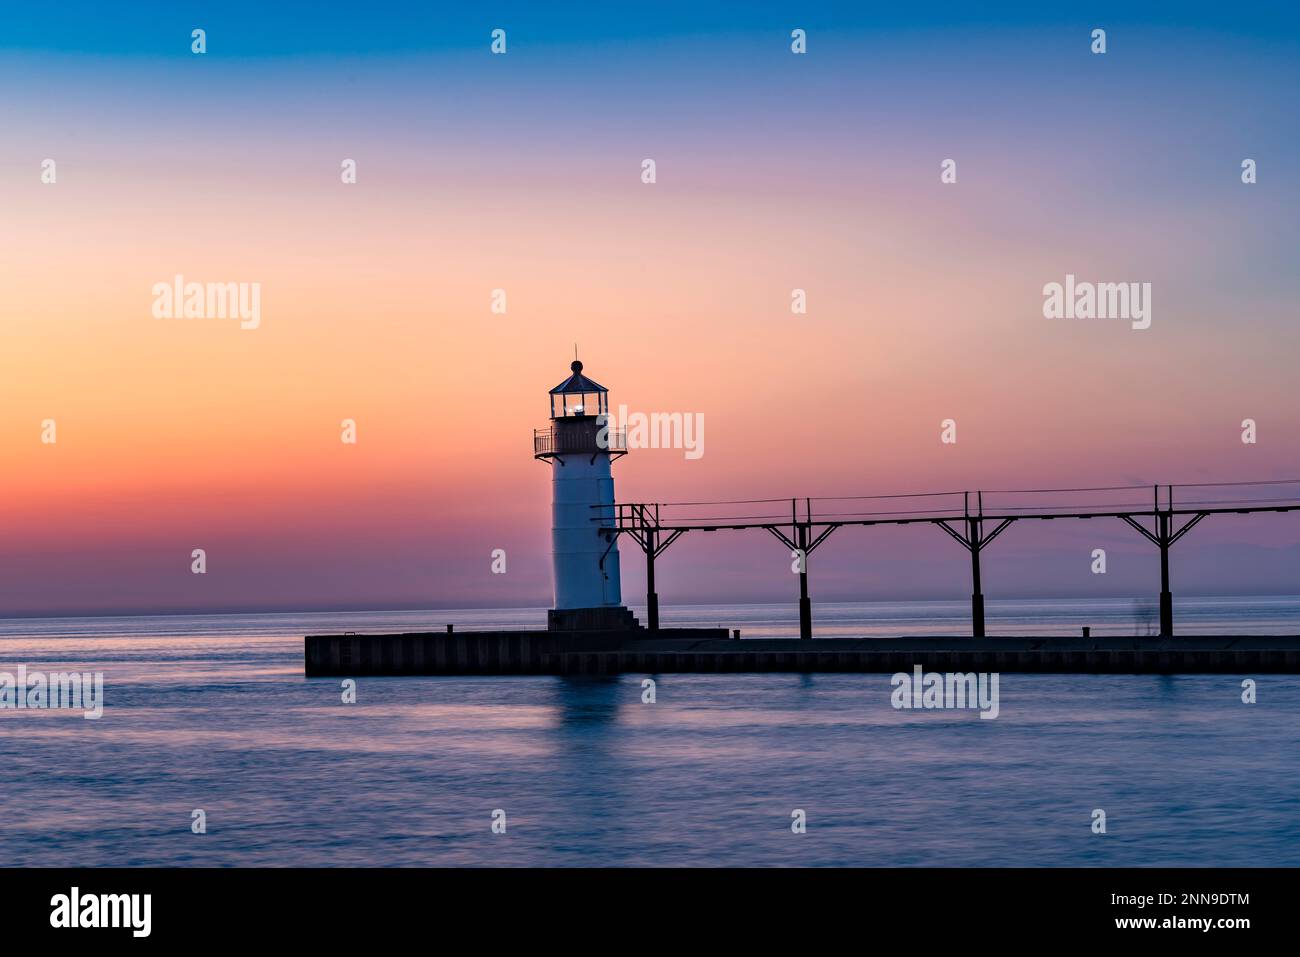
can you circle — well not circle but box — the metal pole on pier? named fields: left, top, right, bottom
left=1119, top=485, right=1210, bottom=639
left=969, top=492, right=986, bottom=638
left=1158, top=486, right=1173, bottom=637
left=1157, top=513, right=1172, bottom=637
left=798, top=528, right=812, bottom=641
left=646, top=529, right=659, bottom=630
left=936, top=492, right=1012, bottom=639
left=646, top=504, right=663, bottom=630
left=764, top=499, right=837, bottom=641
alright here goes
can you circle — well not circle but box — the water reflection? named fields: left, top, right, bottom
left=549, top=674, right=624, bottom=731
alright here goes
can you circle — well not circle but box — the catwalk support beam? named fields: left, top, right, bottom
left=642, top=527, right=685, bottom=630
left=935, top=500, right=1015, bottom=638
left=1119, top=487, right=1208, bottom=638
left=601, top=504, right=687, bottom=631
left=765, top=499, right=839, bottom=640
left=970, top=515, right=985, bottom=638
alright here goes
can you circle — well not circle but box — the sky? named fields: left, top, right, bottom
left=2, top=2, right=1299, bottom=616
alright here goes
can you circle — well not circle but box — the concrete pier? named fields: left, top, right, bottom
left=304, top=631, right=1300, bottom=676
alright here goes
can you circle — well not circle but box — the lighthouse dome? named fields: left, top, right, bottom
left=548, top=359, right=608, bottom=418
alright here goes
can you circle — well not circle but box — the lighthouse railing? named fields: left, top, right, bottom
left=533, top=427, right=627, bottom=457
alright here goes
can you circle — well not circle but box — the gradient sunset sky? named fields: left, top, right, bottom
left=2, top=2, right=1299, bottom=616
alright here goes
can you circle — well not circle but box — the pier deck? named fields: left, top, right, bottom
left=304, top=631, right=1300, bottom=676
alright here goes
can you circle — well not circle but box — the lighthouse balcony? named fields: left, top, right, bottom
left=534, top=424, right=627, bottom=459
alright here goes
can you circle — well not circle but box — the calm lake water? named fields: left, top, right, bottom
left=2, top=597, right=1298, bottom=866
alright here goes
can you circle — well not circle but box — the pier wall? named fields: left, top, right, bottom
left=304, top=632, right=1300, bottom=676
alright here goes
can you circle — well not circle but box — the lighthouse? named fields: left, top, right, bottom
left=534, top=360, right=638, bottom=631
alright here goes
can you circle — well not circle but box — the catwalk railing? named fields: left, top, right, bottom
left=591, top=481, right=1300, bottom=637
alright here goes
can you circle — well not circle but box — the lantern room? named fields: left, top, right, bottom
left=549, top=360, right=608, bottom=419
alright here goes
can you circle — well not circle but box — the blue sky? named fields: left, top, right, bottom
left=4, top=2, right=1299, bottom=58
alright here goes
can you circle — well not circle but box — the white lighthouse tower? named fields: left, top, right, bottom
left=534, top=360, right=638, bottom=631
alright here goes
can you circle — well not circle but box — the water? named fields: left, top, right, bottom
left=2, top=597, right=1298, bottom=866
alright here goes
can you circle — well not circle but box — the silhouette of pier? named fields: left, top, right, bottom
left=304, top=478, right=1300, bottom=676
left=599, top=480, right=1300, bottom=639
